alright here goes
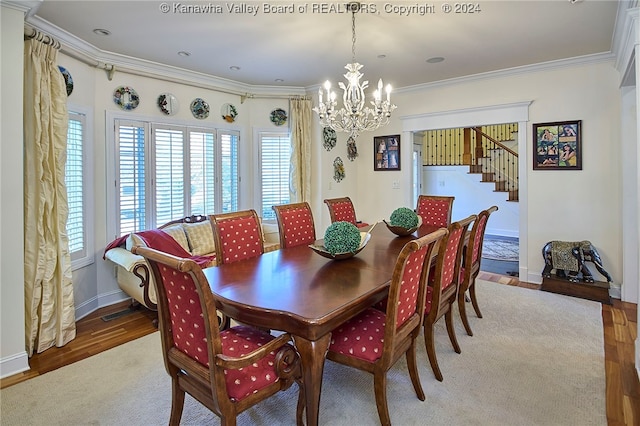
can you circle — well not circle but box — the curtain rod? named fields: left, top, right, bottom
left=24, top=26, right=61, bottom=50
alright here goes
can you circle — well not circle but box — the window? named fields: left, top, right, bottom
left=66, top=110, right=93, bottom=269
left=259, top=131, right=291, bottom=220
left=114, top=119, right=239, bottom=236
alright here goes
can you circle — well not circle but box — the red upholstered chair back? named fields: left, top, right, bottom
left=272, top=202, right=317, bottom=248
left=416, top=195, right=454, bottom=227
left=148, top=252, right=211, bottom=366
left=427, top=214, right=475, bottom=316
left=210, top=209, right=264, bottom=264
left=324, top=197, right=358, bottom=225
left=390, top=229, right=447, bottom=329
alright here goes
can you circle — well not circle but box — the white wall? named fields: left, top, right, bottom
left=0, top=4, right=29, bottom=378
left=351, top=61, right=624, bottom=290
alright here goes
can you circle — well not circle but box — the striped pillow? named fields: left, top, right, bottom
left=184, top=220, right=216, bottom=255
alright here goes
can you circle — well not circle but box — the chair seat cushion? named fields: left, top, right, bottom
left=329, top=308, right=385, bottom=363
left=221, top=326, right=283, bottom=401
left=356, top=222, right=369, bottom=228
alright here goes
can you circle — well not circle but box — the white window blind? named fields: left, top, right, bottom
left=153, top=126, right=185, bottom=225
left=116, top=120, right=147, bottom=235
left=66, top=112, right=86, bottom=262
left=260, top=132, right=291, bottom=220
left=113, top=120, right=238, bottom=237
left=189, top=129, right=216, bottom=216
left=220, top=130, right=239, bottom=213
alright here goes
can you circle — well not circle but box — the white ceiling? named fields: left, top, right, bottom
left=28, top=0, right=621, bottom=90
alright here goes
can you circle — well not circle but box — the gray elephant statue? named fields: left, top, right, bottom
left=542, top=240, right=612, bottom=283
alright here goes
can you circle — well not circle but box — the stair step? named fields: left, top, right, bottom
left=481, top=172, right=495, bottom=182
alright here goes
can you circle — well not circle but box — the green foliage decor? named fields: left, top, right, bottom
left=390, top=207, right=419, bottom=229
left=324, top=221, right=361, bottom=255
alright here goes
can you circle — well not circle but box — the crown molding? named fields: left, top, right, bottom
left=395, top=52, right=615, bottom=94
left=25, top=14, right=306, bottom=99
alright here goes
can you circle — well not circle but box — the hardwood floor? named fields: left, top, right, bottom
left=1, top=272, right=638, bottom=425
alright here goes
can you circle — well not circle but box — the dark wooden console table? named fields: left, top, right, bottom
left=541, top=276, right=611, bottom=305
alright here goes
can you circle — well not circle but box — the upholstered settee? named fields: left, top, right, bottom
left=104, top=215, right=280, bottom=311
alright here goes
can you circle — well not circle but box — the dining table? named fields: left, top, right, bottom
left=203, top=222, right=444, bottom=426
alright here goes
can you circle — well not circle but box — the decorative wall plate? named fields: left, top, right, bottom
left=113, top=86, right=140, bottom=110
left=157, top=93, right=179, bottom=116
left=190, top=98, right=210, bottom=119
left=322, top=127, right=337, bottom=151
left=270, top=108, right=287, bottom=126
left=221, top=103, right=238, bottom=122
left=58, top=66, right=73, bottom=96
left=333, top=157, right=345, bottom=183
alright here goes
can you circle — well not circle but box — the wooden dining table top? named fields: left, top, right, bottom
left=202, top=223, right=444, bottom=339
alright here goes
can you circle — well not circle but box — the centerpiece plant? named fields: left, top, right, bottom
left=389, top=207, right=419, bottom=229
left=323, top=221, right=361, bottom=255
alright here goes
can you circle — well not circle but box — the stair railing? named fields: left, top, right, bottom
left=470, top=127, right=519, bottom=201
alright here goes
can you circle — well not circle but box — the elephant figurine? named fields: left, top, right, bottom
left=541, top=240, right=612, bottom=283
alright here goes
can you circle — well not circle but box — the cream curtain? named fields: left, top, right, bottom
left=23, top=38, right=76, bottom=356
left=289, top=98, right=312, bottom=203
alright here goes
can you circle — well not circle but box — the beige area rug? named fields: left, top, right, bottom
left=1, top=281, right=606, bottom=425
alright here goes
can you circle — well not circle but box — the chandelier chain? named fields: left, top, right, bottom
left=351, top=8, right=356, bottom=63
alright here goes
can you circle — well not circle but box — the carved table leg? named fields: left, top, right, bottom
left=292, top=333, right=331, bottom=426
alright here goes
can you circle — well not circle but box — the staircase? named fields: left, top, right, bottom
left=469, top=128, right=519, bottom=201
left=418, top=124, right=519, bottom=202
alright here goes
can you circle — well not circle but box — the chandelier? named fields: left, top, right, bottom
left=313, top=2, right=396, bottom=139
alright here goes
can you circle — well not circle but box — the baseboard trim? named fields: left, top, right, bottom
left=0, top=350, right=30, bottom=380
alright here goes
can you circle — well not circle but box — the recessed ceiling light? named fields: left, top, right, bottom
left=230, top=66, right=241, bottom=71
left=275, top=79, right=284, bottom=83
left=426, top=57, right=445, bottom=64
left=93, top=28, right=111, bottom=36
left=377, top=54, right=387, bottom=59
left=177, top=51, right=191, bottom=57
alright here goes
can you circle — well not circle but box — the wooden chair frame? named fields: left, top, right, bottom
left=458, top=206, right=499, bottom=336
left=326, top=228, right=448, bottom=425
left=132, top=245, right=304, bottom=426
left=272, top=202, right=317, bottom=249
left=423, top=214, right=475, bottom=382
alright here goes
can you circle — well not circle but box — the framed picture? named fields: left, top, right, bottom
left=533, top=120, right=582, bottom=170
left=374, top=135, right=401, bottom=171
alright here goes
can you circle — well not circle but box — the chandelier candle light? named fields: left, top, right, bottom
left=313, top=2, right=396, bottom=139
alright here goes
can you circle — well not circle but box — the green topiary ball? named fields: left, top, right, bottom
left=390, top=207, right=419, bottom=229
left=324, top=221, right=361, bottom=255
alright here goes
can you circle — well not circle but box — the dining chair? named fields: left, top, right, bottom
left=325, top=228, right=448, bottom=425
left=324, top=196, right=369, bottom=228
left=423, top=214, right=475, bottom=382
left=272, top=202, right=317, bottom=249
left=130, top=245, right=305, bottom=426
left=210, top=209, right=265, bottom=264
left=415, top=195, right=455, bottom=227
left=458, top=206, right=499, bottom=336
